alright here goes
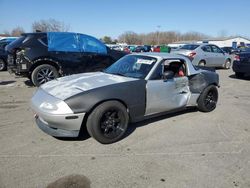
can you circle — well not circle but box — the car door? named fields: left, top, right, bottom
left=200, top=45, right=213, bottom=66
left=78, top=34, right=113, bottom=72
left=211, top=45, right=225, bottom=66
left=145, top=61, right=190, bottom=115
left=47, top=32, right=82, bottom=74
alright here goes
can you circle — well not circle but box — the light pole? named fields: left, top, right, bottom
left=157, top=25, right=161, bottom=45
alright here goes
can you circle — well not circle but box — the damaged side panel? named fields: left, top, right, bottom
left=189, top=71, right=219, bottom=93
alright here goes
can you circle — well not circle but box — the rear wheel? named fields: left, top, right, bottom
left=223, top=59, right=231, bottom=69
left=31, top=64, right=59, bottom=86
left=0, top=59, right=6, bottom=71
left=197, top=85, right=218, bottom=112
left=198, top=60, right=206, bottom=66
left=86, top=101, right=129, bottom=144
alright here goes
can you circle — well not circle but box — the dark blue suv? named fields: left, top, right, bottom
left=7, top=32, right=127, bottom=86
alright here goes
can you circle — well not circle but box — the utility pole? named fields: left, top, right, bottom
left=157, top=25, right=161, bottom=45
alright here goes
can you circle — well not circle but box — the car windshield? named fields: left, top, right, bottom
left=104, top=55, right=157, bottom=79
left=180, top=44, right=200, bottom=50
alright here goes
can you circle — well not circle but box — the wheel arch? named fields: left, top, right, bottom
left=199, top=59, right=206, bottom=64
left=82, top=99, right=129, bottom=126
left=29, top=58, right=61, bottom=76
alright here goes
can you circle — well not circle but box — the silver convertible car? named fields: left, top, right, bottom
left=31, top=53, right=219, bottom=144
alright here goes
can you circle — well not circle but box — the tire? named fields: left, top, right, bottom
left=223, top=59, right=231, bottom=69
left=198, top=60, right=205, bottom=66
left=235, top=72, right=244, bottom=78
left=0, top=59, right=6, bottom=71
left=86, top=101, right=129, bottom=144
left=197, top=85, right=218, bottom=112
left=31, top=64, right=59, bottom=86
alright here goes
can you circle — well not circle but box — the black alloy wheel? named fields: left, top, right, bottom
left=100, top=109, right=125, bottom=139
left=197, top=85, right=218, bottom=112
left=86, top=101, right=129, bottom=144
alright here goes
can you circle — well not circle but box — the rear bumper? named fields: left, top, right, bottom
left=233, top=61, right=250, bottom=73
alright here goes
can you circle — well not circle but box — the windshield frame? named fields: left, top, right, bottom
left=103, top=55, right=158, bottom=79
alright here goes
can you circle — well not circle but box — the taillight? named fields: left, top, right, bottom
left=234, top=55, right=240, bottom=61
left=188, top=52, right=196, bottom=58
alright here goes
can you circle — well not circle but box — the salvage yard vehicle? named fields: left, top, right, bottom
left=173, top=43, right=232, bottom=69
left=7, top=32, right=127, bottom=86
left=31, top=53, right=219, bottom=144
left=232, top=48, right=250, bottom=78
left=0, top=37, right=17, bottom=71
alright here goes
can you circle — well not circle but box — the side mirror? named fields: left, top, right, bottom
left=162, top=70, right=174, bottom=80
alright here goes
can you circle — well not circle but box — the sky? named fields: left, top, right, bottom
left=0, top=0, right=250, bottom=39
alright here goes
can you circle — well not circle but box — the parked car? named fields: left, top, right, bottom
left=221, top=47, right=235, bottom=54
left=232, top=48, right=250, bottom=78
left=134, top=45, right=152, bottom=52
left=153, top=45, right=171, bottom=53
left=0, top=37, right=18, bottom=71
left=173, top=44, right=232, bottom=69
left=7, top=32, right=127, bottom=86
left=31, top=53, right=219, bottom=144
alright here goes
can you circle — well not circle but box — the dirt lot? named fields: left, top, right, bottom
left=0, top=69, right=249, bottom=188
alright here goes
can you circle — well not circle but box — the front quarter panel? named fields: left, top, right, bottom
left=64, top=80, right=147, bottom=122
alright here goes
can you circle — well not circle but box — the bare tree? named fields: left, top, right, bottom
left=118, top=31, right=142, bottom=44
left=11, top=26, right=25, bottom=36
left=118, top=31, right=209, bottom=45
left=32, top=19, right=70, bottom=32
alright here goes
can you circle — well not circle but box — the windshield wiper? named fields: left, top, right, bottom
left=112, top=72, right=126, bottom=77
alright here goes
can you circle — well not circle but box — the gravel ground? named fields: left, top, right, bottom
left=0, top=69, right=249, bottom=188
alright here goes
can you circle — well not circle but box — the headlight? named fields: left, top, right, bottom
left=40, top=102, right=57, bottom=111
left=31, top=88, right=74, bottom=115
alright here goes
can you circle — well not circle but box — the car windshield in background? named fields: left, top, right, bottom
left=104, top=55, right=157, bottom=79
left=180, top=44, right=200, bottom=50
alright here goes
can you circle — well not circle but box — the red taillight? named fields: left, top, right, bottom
left=188, top=52, right=196, bottom=58
left=234, top=55, right=240, bottom=61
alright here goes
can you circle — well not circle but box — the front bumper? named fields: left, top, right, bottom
left=31, top=88, right=85, bottom=137
left=232, top=61, right=250, bottom=73
left=35, top=116, right=80, bottom=137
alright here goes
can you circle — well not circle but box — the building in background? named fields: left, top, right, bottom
left=201, top=36, right=250, bottom=48
left=168, top=36, right=250, bottom=49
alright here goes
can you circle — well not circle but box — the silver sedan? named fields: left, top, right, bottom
left=173, top=43, right=232, bottom=69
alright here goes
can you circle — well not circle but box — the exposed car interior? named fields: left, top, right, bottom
left=162, top=59, right=187, bottom=79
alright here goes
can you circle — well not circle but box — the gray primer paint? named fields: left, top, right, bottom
left=189, top=71, right=219, bottom=93
left=65, top=80, right=147, bottom=122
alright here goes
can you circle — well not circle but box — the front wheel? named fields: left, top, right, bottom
left=31, top=64, right=59, bottom=86
left=197, top=85, right=218, bottom=112
left=86, top=101, right=129, bottom=144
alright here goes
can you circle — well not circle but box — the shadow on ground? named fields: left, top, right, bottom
left=56, top=108, right=198, bottom=143
left=123, top=107, right=198, bottom=140
left=0, top=80, right=16, bottom=85
left=24, top=80, right=35, bottom=87
left=229, top=74, right=250, bottom=80
left=47, top=174, right=91, bottom=188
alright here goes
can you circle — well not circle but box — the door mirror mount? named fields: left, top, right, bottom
left=162, top=70, right=174, bottom=80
